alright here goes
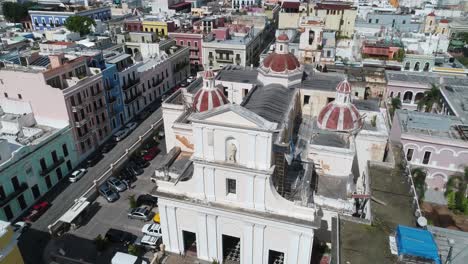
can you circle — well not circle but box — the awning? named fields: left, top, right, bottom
left=282, top=1, right=300, bottom=9
left=396, top=225, right=441, bottom=264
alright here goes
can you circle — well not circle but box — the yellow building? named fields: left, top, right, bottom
left=0, top=221, right=24, bottom=264
left=142, top=20, right=175, bottom=36
left=309, top=2, right=357, bottom=38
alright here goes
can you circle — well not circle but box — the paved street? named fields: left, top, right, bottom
left=18, top=104, right=164, bottom=264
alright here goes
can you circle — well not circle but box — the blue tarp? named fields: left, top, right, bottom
left=396, top=225, right=441, bottom=264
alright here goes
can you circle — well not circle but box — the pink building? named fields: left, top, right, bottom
left=168, top=31, right=204, bottom=72
left=124, top=20, right=143, bottom=32
left=0, top=54, right=111, bottom=158
left=362, top=40, right=401, bottom=60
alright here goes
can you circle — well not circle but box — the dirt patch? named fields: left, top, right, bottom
left=422, top=202, right=468, bottom=231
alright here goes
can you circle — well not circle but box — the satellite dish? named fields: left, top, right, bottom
left=417, top=216, right=428, bottom=227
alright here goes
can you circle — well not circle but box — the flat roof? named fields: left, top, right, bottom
left=216, top=65, right=259, bottom=84
left=440, top=85, right=468, bottom=123
left=396, top=110, right=465, bottom=141
left=310, top=131, right=350, bottom=148
left=301, top=72, right=344, bottom=91
left=427, top=225, right=468, bottom=264
left=339, top=144, right=416, bottom=264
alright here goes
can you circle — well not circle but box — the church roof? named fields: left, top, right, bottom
left=242, top=84, right=295, bottom=123
left=262, top=53, right=301, bottom=73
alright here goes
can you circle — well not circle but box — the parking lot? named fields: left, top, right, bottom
left=42, top=137, right=168, bottom=263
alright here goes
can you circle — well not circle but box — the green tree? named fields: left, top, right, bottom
left=2, top=2, right=33, bottom=23
left=128, top=195, right=137, bottom=209
left=394, top=48, right=405, bottom=62
left=64, top=16, right=96, bottom=36
left=128, top=244, right=141, bottom=256
left=417, top=84, right=441, bottom=113
left=389, top=97, right=402, bottom=118
left=412, top=168, right=427, bottom=201
left=447, top=191, right=456, bottom=210
left=94, top=234, right=109, bottom=252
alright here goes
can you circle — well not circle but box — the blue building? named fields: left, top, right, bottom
left=102, top=64, right=126, bottom=133
left=29, top=5, right=111, bottom=31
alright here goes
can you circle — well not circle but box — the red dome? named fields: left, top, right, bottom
left=336, top=80, right=351, bottom=93
left=277, top=33, right=289, bottom=41
left=427, top=12, right=435, bottom=17
left=193, top=87, right=229, bottom=112
left=202, top=70, right=215, bottom=79
left=317, top=102, right=362, bottom=131
left=262, top=53, right=301, bottom=73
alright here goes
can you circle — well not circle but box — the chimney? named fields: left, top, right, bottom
left=49, top=53, right=65, bottom=69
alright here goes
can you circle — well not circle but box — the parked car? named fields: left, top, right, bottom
left=127, top=162, right=144, bottom=175
left=101, top=141, right=117, bottom=153
left=69, top=168, right=87, bottom=182
left=23, top=201, right=50, bottom=222
left=114, top=128, right=130, bottom=142
left=105, top=228, right=137, bottom=244
left=136, top=194, right=158, bottom=208
left=107, top=177, right=127, bottom=192
left=126, top=122, right=138, bottom=131
left=12, top=221, right=30, bottom=234
left=131, top=155, right=150, bottom=168
left=157, top=130, right=165, bottom=139
left=99, top=184, right=119, bottom=202
left=134, top=235, right=162, bottom=251
left=143, top=146, right=159, bottom=161
left=141, top=223, right=162, bottom=237
left=128, top=206, right=153, bottom=221
left=87, top=153, right=103, bottom=167
left=120, top=169, right=136, bottom=183
left=137, top=111, right=151, bottom=121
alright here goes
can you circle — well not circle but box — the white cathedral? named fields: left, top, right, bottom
left=153, top=34, right=389, bottom=264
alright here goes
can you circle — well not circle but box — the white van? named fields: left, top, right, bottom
left=111, top=252, right=148, bottom=264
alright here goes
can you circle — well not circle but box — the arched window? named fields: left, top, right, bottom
left=404, top=62, right=410, bottom=70
left=389, top=91, right=394, bottom=98
left=279, top=45, right=283, bottom=51
left=423, top=62, right=430, bottom=72
left=414, top=62, right=420, bottom=71
left=403, top=91, right=413, bottom=103
left=225, top=137, right=238, bottom=163
left=429, top=20, right=433, bottom=26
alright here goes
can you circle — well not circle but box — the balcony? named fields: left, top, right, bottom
left=71, top=105, right=84, bottom=112
left=91, top=89, right=103, bottom=98
left=0, top=183, right=28, bottom=207
left=108, top=96, right=117, bottom=104
left=216, top=57, right=233, bottom=63
left=105, top=84, right=113, bottom=91
left=122, top=78, right=140, bottom=91
left=124, top=91, right=142, bottom=104
left=152, top=78, right=164, bottom=87
left=190, top=46, right=198, bottom=51
left=74, top=119, right=88, bottom=127
left=189, top=54, right=199, bottom=60
left=40, top=157, right=65, bottom=176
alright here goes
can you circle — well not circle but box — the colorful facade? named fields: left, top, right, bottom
left=29, top=6, right=111, bottom=31
left=0, top=126, right=78, bottom=222
left=0, top=221, right=24, bottom=264
left=168, top=31, right=204, bottom=72
left=142, top=20, right=175, bottom=36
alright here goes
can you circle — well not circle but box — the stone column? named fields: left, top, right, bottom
left=252, top=224, right=265, bottom=264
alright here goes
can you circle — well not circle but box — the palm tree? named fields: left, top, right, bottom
left=417, top=84, right=441, bottom=113
left=389, top=97, right=402, bottom=118
left=411, top=167, right=427, bottom=201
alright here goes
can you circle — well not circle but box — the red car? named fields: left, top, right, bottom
left=23, top=201, right=50, bottom=222
left=143, top=146, right=160, bottom=161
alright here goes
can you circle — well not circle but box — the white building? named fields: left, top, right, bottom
left=154, top=35, right=389, bottom=263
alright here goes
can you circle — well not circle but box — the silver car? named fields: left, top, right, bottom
left=128, top=206, right=153, bottom=221
left=107, top=177, right=127, bottom=192
left=99, top=184, right=119, bottom=202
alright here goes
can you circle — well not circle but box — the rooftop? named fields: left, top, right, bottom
left=310, top=131, right=350, bottom=148
left=440, top=84, right=468, bottom=124
left=427, top=225, right=468, bottom=264
left=301, top=72, right=345, bottom=91
left=386, top=71, right=468, bottom=87
left=396, top=110, right=465, bottom=141
left=203, top=27, right=261, bottom=46
left=242, top=84, right=295, bottom=124
left=215, top=65, right=259, bottom=84
left=339, top=146, right=416, bottom=264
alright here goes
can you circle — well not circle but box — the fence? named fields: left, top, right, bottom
left=48, top=116, right=164, bottom=235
